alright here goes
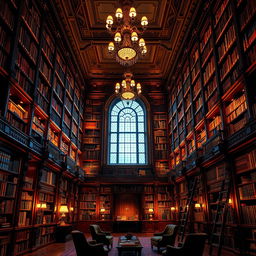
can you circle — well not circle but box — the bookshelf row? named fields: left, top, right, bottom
left=0, top=0, right=85, bottom=166
left=168, top=0, right=256, bottom=170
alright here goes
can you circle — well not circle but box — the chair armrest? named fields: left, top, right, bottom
left=88, top=240, right=97, bottom=245
left=153, top=232, right=163, bottom=236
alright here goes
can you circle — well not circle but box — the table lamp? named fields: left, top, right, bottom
left=100, top=208, right=106, bottom=220
left=149, top=208, right=154, bottom=220
left=59, top=205, right=69, bottom=225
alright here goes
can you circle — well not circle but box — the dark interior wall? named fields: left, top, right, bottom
left=114, top=193, right=141, bottom=220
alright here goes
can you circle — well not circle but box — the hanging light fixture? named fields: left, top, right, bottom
left=106, top=2, right=149, bottom=66
left=115, top=71, right=142, bottom=100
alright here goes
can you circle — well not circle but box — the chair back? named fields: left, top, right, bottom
left=183, top=233, right=208, bottom=256
left=90, top=224, right=101, bottom=240
left=72, top=230, right=90, bottom=256
left=164, top=224, right=177, bottom=235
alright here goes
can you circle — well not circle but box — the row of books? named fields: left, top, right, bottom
left=214, top=0, right=229, bottom=26
left=80, top=193, right=97, bottom=201
left=218, top=25, right=236, bottom=62
left=16, top=229, right=30, bottom=240
left=226, top=100, right=247, bottom=123
left=22, top=0, right=41, bottom=39
left=215, top=4, right=232, bottom=40
left=225, top=93, right=246, bottom=116
left=83, top=137, right=101, bottom=144
left=80, top=202, right=96, bottom=209
left=241, top=205, right=256, bottom=224
left=38, top=192, right=54, bottom=202
left=153, top=120, right=166, bottom=129
left=239, top=183, right=256, bottom=199
left=0, top=26, right=11, bottom=54
left=220, top=47, right=239, bottom=81
left=240, top=172, right=256, bottom=183
left=0, top=0, right=15, bottom=30
left=0, top=200, right=14, bottom=214
left=200, top=25, right=212, bottom=52
left=20, top=200, right=32, bottom=210
left=40, top=169, right=56, bottom=185
left=100, top=195, right=111, bottom=201
left=206, top=164, right=226, bottom=182
left=154, top=150, right=168, bottom=159
left=15, top=240, right=29, bottom=254
left=100, top=186, right=112, bottom=193
left=235, top=150, right=256, bottom=171
left=228, top=115, right=247, bottom=135
left=39, top=57, right=52, bottom=82
left=209, top=116, right=221, bottom=132
left=35, top=226, right=55, bottom=247
left=35, top=214, right=53, bottom=224
left=239, top=0, right=256, bottom=31
left=16, top=52, right=35, bottom=82
left=145, top=203, right=154, bottom=208
left=0, top=152, right=12, bottom=171
left=158, top=201, right=171, bottom=207
left=145, top=195, right=154, bottom=201
left=203, top=56, right=215, bottom=85
left=154, top=136, right=167, bottom=144
left=18, top=211, right=30, bottom=226
left=242, top=19, right=256, bottom=52
left=79, top=211, right=97, bottom=220
left=83, top=150, right=100, bottom=160
left=42, top=30, right=54, bottom=64
left=0, top=182, right=17, bottom=197
left=19, top=25, right=38, bottom=63
left=191, top=62, right=200, bottom=83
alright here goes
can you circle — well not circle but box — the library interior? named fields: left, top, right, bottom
left=0, top=0, right=255, bottom=255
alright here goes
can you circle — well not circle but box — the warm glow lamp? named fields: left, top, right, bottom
left=59, top=205, right=69, bottom=226
left=149, top=208, right=154, bottom=220
left=195, top=203, right=201, bottom=209
left=171, top=207, right=176, bottom=211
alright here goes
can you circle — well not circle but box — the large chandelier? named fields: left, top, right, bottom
left=106, top=2, right=148, bottom=66
left=115, top=71, right=142, bottom=100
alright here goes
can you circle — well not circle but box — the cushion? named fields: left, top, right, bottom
left=151, top=236, right=162, bottom=242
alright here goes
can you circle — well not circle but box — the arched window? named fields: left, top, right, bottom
left=108, top=99, right=147, bottom=165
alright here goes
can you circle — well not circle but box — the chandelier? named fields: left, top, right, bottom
left=115, top=71, right=142, bottom=100
left=106, top=2, right=148, bottom=66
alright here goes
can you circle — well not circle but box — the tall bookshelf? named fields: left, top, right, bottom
left=79, top=186, right=97, bottom=221
left=99, top=186, right=112, bottom=221
left=143, top=185, right=155, bottom=220
left=83, top=99, right=102, bottom=177
left=157, top=185, right=172, bottom=221
left=153, top=113, right=169, bottom=176
left=234, top=148, right=256, bottom=255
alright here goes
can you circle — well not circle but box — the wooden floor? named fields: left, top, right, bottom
left=24, top=233, right=236, bottom=256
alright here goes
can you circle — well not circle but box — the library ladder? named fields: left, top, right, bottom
left=177, top=176, right=198, bottom=243
left=208, top=178, right=231, bottom=256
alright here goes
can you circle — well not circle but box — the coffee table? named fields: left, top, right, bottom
left=117, top=235, right=143, bottom=256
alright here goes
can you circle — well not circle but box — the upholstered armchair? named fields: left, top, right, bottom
left=151, top=224, right=178, bottom=252
left=162, top=233, right=208, bottom=256
left=72, top=230, right=108, bottom=256
left=90, top=224, right=113, bottom=250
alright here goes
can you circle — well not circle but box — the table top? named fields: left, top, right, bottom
left=117, top=235, right=143, bottom=248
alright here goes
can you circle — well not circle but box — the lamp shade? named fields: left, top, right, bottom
left=171, top=207, right=176, bottom=211
left=148, top=208, right=154, bottom=213
left=100, top=208, right=106, bottom=213
left=129, top=7, right=136, bottom=18
left=141, top=16, right=148, bottom=26
left=114, top=32, right=121, bottom=42
left=131, top=32, right=138, bottom=42
left=115, top=8, right=123, bottom=18
left=195, top=203, right=201, bottom=208
left=106, top=15, right=113, bottom=25
left=41, top=203, right=47, bottom=209
left=59, top=205, right=69, bottom=213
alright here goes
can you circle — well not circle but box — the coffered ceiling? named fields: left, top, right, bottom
left=54, top=0, right=200, bottom=88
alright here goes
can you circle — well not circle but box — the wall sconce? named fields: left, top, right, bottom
left=100, top=208, right=106, bottom=220
left=148, top=208, right=154, bottom=220
left=195, top=203, right=201, bottom=209
left=170, top=207, right=176, bottom=211
left=59, top=205, right=69, bottom=226
left=37, top=203, right=47, bottom=209
left=70, top=207, right=74, bottom=212
left=228, top=198, right=232, bottom=205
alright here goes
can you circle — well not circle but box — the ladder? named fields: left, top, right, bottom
left=208, top=178, right=231, bottom=256
left=177, top=176, right=198, bottom=243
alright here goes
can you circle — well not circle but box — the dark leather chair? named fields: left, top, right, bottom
left=72, top=230, right=108, bottom=256
left=162, top=233, right=208, bottom=256
left=90, top=224, right=113, bottom=250
left=151, top=224, right=178, bottom=252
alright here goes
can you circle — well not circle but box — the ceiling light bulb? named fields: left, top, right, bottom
left=131, top=80, right=135, bottom=87
left=137, top=83, right=141, bottom=89
left=115, top=8, right=123, bottom=19
left=141, top=46, right=147, bottom=55
left=106, top=15, right=113, bottom=25
left=115, top=83, right=120, bottom=89
left=129, top=7, right=136, bottom=18
left=139, top=38, right=145, bottom=47
left=108, top=42, right=115, bottom=52
left=114, top=32, right=121, bottom=42
left=141, top=16, right=148, bottom=26
left=122, top=80, right=126, bottom=88
left=131, top=32, right=138, bottom=42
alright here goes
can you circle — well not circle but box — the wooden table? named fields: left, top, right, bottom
left=117, top=235, right=143, bottom=256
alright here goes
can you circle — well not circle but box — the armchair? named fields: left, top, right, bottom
left=162, top=233, right=208, bottom=256
left=72, top=230, right=108, bottom=256
left=151, top=224, right=178, bottom=252
left=90, top=224, right=113, bottom=250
